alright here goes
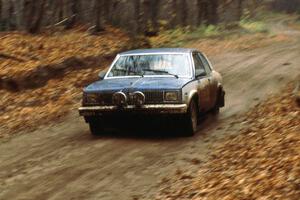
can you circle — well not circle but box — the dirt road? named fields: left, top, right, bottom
left=1, top=31, right=299, bottom=200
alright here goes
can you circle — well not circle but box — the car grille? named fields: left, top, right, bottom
left=144, top=91, right=164, bottom=104
left=84, top=91, right=168, bottom=106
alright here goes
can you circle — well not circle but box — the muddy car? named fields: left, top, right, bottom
left=79, top=48, right=225, bottom=136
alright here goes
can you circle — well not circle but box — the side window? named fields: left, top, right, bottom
left=192, top=53, right=206, bottom=77
left=199, top=53, right=212, bottom=74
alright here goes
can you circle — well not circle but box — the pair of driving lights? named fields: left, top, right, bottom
left=112, top=91, right=145, bottom=107
left=112, top=91, right=179, bottom=107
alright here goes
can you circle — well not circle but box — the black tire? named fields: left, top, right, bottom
left=182, top=100, right=198, bottom=137
left=212, top=88, right=224, bottom=115
left=212, top=104, right=220, bottom=115
left=88, top=121, right=103, bottom=136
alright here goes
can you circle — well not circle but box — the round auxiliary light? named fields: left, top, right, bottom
left=112, top=92, right=127, bottom=106
left=133, top=91, right=145, bottom=106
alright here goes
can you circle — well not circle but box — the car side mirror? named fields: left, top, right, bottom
left=99, top=71, right=107, bottom=80
left=195, top=69, right=207, bottom=78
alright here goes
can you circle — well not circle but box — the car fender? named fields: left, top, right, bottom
left=212, top=70, right=223, bottom=85
left=182, top=81, right=199, bottom=108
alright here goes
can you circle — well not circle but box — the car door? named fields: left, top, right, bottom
left=199, top=53, right=218, bottom=109
left=192, top=53, right=211, bottom=111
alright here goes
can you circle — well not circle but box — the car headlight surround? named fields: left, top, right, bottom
left=164, top=91, right=180, bottom=102
left=84, top=93, right=98, bottom=104
left=112, top=91, right=127, bottom=106
left=133, top=91, right=145, bottom=106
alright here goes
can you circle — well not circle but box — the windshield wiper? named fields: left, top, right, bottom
left=143, top=69, right=179, bottom=78
left=113, top=68, right=143, bottom=77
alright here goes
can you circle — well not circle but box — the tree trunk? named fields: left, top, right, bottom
left=196, top=0, right=204, bottom=26
left=103, top=0, right=110, bottom=23
left=250, top=0, right=261, bottom=17
left=202, top=0, right=209, bottom=25
left=0, top=0, right=2, bottom=23
left=141, top=0, right=160, bottom=36
left=22, top=0, right=32, bottom=30
left=133, top=0, right=142, bottom=34
left=12, top=0, right=24, bottom=30
left=28, top=0, right=46, bottom=33
left=207, top=0, right=218, bottom=25
left=7, top=0, right=15, bottom=30
left=65, top=0, right=79, bottom=29
left=94, top=0, right=104, bottom=32
left=170, top=0, right=177, bottom=28
left=50, top=0, right=64, bottom=25
left=180, top=0, right=187, bottom=27
left=150, top=0, right=160, bottom=35
left=110, top=0, right=119, bottom=25
left=237, top=0, right=243, bottom=20
left=142, top=0, right=151, bottom=34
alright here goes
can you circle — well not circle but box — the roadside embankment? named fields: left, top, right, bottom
left=156, top=83, right=300, bottom=200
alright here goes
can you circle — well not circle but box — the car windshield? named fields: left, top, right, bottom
left=107, top=54, right=191, bottom=78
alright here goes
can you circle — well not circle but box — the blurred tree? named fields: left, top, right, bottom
left=149, top=0, right=161, bottom=35
left=65, top=0, right=80, bottom=29
left=272, top=0, right=300, bottom=13
left=58, top=0, right=64, bottom=22
left=0, top=0, right=2, bottom=23
left=28, top=0, right=46, bottom=33
left=7, top=0, right=15, bottom=30
left=11, top=0, right=23, bottom=29
left=196, top=0, right=205, bottom=26
left=170, top=0, right=178, bottom=28
left=103, top=0, right=111, bottom=23
left=237, top=0, right=244, bottom=20
left=208, top=0, right=219, bottom=25
left=141, top=0, right=161, bottom=36
left=180, top=0, right=187, bottom=27
left=22, top=0, right=43, bottom=33
left=142, top=0, right=150, bottom=34
left=110, top=0, right=120, bottom=25
left=249, top=0, right=261, bottom=17
left=200, top=0, right=210, bottom=25
left=0, top=0, right=269, bottom=34
left=94, top=0, right=104, bottom=33
left=134, top=0, right=142, bottom=34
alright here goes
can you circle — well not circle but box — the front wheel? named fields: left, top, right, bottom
left=182, top=100, right=198, bottom=137
left=212, top=104, right=220, bottom=115
left=212, top=88, right=225, bottom=115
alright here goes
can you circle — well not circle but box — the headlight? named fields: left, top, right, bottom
left=112, top=92, right=127, bottom=106
left=84, top=93, right=98, bottom=104
left=164, top=91, right=179, bottom=102
left=133, top=91, right=145, bottom=106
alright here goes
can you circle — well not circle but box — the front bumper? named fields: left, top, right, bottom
left=79, top=104, right=188, bottom=116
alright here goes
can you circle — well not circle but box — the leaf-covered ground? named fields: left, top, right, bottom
left=0, top=28, right=130, bottom=137
left=156, top=85, right=300, bottom=200
left=0, top=68, right=98, bottom=137
left=0, top=27, right=129, bottom=77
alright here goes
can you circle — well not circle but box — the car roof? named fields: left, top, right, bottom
left=119, top=48, right=198, bottom=55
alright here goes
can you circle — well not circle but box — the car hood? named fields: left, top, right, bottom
left=84, top=77, right=192, bottom=93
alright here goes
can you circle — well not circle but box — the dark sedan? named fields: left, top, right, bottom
left=79, top=48, right=225, bottom=136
